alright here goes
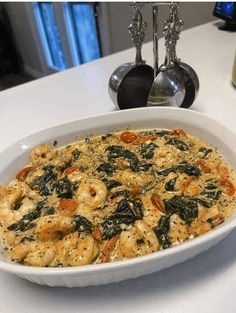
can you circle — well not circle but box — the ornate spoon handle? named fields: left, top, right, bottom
left=128, top=5, right=147, bottom=65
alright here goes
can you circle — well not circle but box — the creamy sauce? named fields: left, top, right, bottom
left=0, top=128, right=235, bottom=267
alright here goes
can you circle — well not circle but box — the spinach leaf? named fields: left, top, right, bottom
left=155, top=130, right=170, bottom=137
left=129, top=159, right=141, bottom=172
left=7, top=221, right=36, bottom=232
left=176, top=164, right=201, bottom=176
left=101, top=198, right=144, bottom=239
left=198, top=147, right=213, bottom=159
left=59, top=160, right=72, bottom=172
left=132, top=199, right=144, bottom=220
left=103, top=179, right=122, bottom=190
left=74, top=215, right=93, bottom=234
left=43, top=207, right=55, bottom=216
left=158, top=164, right=201, bottom=177
left=106, top=145, right=151, bottom=173
left=191, top=197, right=212, bottom=208
left=20, top=236, right=35, bottom=243
left=202, top=183, right=221, bottom=200
left=106, top=145, right=138, bottom=163
left=164, top=195, right=198, bottom=224
left=204, top=183, right=218, bottom=190
left=101, top=133, right=112, bottom=140
left=207, top=217, right=224, bottom=228
left=7, top=203, right=42, bottom=232
left=130, top=162, right=152, bottom=172
left=54, top=177, right=74, bottom=199
left=165, top=137, right=189, bottom=151
left=42, top=164, right=55, bottom=171
left=140, top=142, right=158, bottom=159
left=13, top=197, right=24, bottom=210
left=7, top=201, right=46, bottom=232
left=97, top=163, right=116, bottom=176
left=71, top=149, right=81, bottom=162
left=153, top=194, right=212, bottom=249
left=30, top=166, right=57, bottom=196
left=134, top=163, right=153, bottom=172
left=115, top=198, right=132, bottom=214
left=115, top=198, right=144, bottom=219
left=110, top=190, right=131, bottom=199
left=153, top=215, right=171, bottom=249
left=101, top=213, right=136, bottom=240
left=165, top=177, right=177, bottom=191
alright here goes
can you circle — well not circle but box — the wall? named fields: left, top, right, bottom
left=3, top=2, right=53, bottom=77
left=103, top=2, right=217, bottom=54
left=2, top=2, right=217, bottom=78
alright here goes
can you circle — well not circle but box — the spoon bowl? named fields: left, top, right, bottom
left=178, top=60, right=199, bottom=98
left=148, top=64, right=185, bottom=106
left=109, top=5, right=154, bottom=110
left=109, top=64, right=154, bottom=110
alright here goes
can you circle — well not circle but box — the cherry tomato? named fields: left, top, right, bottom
left=170, top=128, right=187, bottom=137
left=220, top=178, right=235, bottom=196
left=92, top=226, right=102, bottom=243
left=151, top=193, right=165, bottom=213
left=120, top=131, right=138, bottom=143
left=63, top=166, right=78, bottom=176
left=16, top=166, right=34, bottom=181
left=195, top=159, right=211, bottom=173
left=131, top=186, right=141, bottom=199
left=57, top=199, right=78, bottom=216
left=132, top=135, right=156, bottom=145
left=100, top=235, right=119, bottom=263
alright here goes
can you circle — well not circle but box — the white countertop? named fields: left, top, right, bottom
left=0, top=21, right=236, bottom=312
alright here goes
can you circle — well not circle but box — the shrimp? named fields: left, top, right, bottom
left=176, top=174, right=202, bottom=197
left=57, top=199, right=78, bottom=217
left=0, top=185, right=35, bottom=225
left=119, top=220, right=159, bottom=259
left=56, top=197, right=93, bottom=222
left=66, top=169, right=86, bottom=183
left=116, top=169, right=154, bottom=189
left=60, top=143, right=81, bottom=159
left=30, top=144, right=54, bottom=166
left=16, top=166, right=34, bottom=182
left=141, top=194, right=164, bottom=228
left=55, top=232, right=99, bottom=266
left=154, top=145, right=189, bottom=168
left=8, top=179, right=31, bottom=196
left=77, top=179, right=107, bottom=209
left=10, top=241, right=56, bottom=266
left=0, top=187, right=22, bottom=215
left=190, top=206, right=222, bottom=236
left=154, top=145, right=177, bottom=168
left=35, top=215, right=75, bottom=240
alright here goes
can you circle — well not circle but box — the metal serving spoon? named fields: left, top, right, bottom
left=108, top=4, right=154, bottom=110
left=170, top=3, right=199, bottom=107
left=147, top=4, right=186, bottom=107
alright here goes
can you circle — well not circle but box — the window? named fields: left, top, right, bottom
left=33, top=2, right=101, bottom=71
left=33, top=2, right=66, bottom=71
left=63, top=3, right=100, bottom=66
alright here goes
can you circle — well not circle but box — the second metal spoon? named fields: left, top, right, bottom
left=171, top=3, right=199, bottom=108
left=147, top=4, right=186, bottom=107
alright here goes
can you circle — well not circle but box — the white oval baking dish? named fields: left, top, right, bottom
left=0, top=107, right=236, bottom=287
